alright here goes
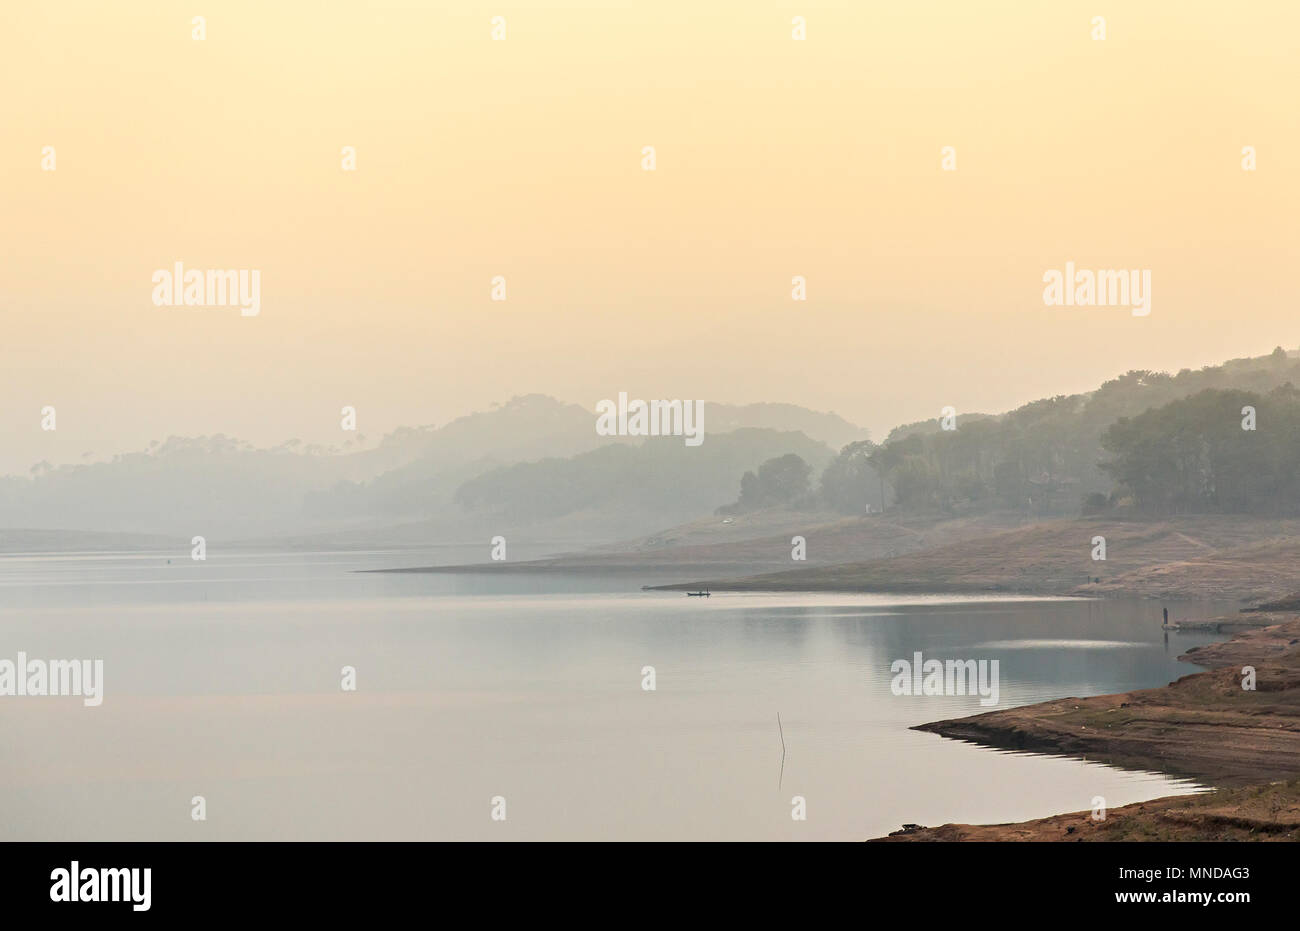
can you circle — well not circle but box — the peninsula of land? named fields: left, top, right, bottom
left=873, top=613, right=1300, bottom=841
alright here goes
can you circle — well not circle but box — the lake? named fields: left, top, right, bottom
left=0, top=548, right=1228, bottom=840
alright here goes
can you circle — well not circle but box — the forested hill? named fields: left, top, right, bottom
left=856, top=347, right=1300, bottom=516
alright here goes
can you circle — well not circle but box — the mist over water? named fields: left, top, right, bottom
left=0, top=551, right=1224, bottom=840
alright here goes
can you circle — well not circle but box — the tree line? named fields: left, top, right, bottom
left=726, top=349, right=1300, bottom=518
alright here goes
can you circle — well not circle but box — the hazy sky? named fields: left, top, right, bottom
left=3, top=0, right=1297, bottom=475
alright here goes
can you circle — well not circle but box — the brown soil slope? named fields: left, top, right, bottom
left=874, top=618, right=1300, bottom=841
left=653, top=515, right=1300, bottom=601
left=915, top=619, right=1300, bottom=787
left=376, top=510, right=1034, bottom=574
left=877, top=780, right=1300, bottom=842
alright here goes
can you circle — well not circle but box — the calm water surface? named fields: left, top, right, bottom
left=0, top=548, right=1230, bottom=840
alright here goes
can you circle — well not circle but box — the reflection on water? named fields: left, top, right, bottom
left=0, top=550, right=1231, bottom=840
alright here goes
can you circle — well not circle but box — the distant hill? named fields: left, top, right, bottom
left=15, top=345, right=1300, bottom=547
left=451, top=428, right=836, bottom=539
left=0, top=395, right=864, bottom=542
left=707, top=403, right=868, bottom=451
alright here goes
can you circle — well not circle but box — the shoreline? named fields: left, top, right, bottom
left=376, top=514, right=1300, bottom=606
left=873, top=614, right=1300, bottom=841
left=873, top=779, right=1300, bottom=842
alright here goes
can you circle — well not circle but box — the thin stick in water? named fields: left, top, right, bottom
left=777, top=712, right=787, bottom=788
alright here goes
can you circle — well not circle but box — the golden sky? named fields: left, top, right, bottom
left=2, top=0, right=1297, bottom=472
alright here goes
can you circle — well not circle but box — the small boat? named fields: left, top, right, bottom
left=686, top=589, right=711, bottom=597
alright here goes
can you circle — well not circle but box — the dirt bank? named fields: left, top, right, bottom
left=872, top=617, right=1300, bottom=841
left=649, top=515, right=1300, bottom=602
left=875, top=779, right=1300, bottom=841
